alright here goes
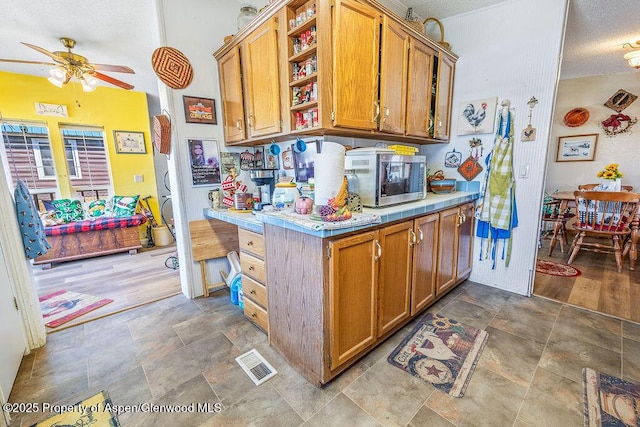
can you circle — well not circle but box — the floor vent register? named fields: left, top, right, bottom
left=235, top=349, right=277, bottom=385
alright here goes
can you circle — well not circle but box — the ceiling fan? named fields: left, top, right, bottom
left=0, top=37, right=135, bottom=91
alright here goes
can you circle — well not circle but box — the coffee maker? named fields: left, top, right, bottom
left=249, top=169, right=276, bottom=206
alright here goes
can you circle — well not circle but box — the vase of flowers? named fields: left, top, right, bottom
left=596, top=163, right=623, bottom=191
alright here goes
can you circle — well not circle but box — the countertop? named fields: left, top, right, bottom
left=203, top=190, right=480, bottom=238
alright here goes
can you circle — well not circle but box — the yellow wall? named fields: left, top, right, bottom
left=0, top=71, right=161, bottom=223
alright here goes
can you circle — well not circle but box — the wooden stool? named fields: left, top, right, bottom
left=189, top=219, right=239, bottom=297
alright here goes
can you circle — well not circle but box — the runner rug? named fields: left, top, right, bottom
left=31, top=390, right=120, bottom=426
left=39, top=290, right=113, bottom=328
left=536, top=259, right=581, bottom=278
left=387, top=313, right=488, bottom=397
left=582, top=367, right=640, bottom=427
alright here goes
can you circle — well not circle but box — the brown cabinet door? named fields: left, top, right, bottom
left=411, top=213, right=439, bottom=315
left=332, top=0, right=380, bottom=130
left=329, top=231, right=378, bottom=370
left=218, top=45, right=246, bottom=143
left=436, top=206, right=459, bottom=295
left=377, top=222, right=412, bottom=337
left=405, top=38, right=435, bottom=138
left=379, top=16, right=408, bottom=135
left=456, top=202, right=475, bottom=279
left=243, top=18, right=282, bottom=138
left=434, top=54, right=454, bottom=140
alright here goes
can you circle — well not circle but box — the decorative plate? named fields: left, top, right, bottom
left=151, top=47, right=194, bottom=89
left=563, top=108, right=590, bottom=127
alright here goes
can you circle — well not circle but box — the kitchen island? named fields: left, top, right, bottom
left=204, top=190, right=479, bottom=386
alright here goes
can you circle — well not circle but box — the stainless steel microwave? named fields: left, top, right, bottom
left=345, top=148, right=426, bottom=207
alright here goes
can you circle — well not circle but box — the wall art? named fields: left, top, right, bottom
left=188, top=138, right=221, bottom=186
left=183, top=96, right=216, bottom=124
left=556, top=134, right=598, bottom=162
left=604, top=89, right=637, bottom=113
left=114, top=131, right=146, bottom=154
left=457, top=97, right=497, bottom=135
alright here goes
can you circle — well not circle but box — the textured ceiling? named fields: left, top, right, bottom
left=0, top=0, right=637, bottom=105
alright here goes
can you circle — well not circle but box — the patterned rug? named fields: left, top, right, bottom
left=39, top=290, right=113, bottom=328
left=536, top=259, right=581, bottom=277
left=387, top=313, right=488, bottom=397
left=582, top=367, right=640, bottom=427
left=31, top=390, right=119, bottom=426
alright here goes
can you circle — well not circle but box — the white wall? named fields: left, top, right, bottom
left=545, top=73, right=640, bottom=192
left=154, top=0, right=266, bottom=297
left=421, top=0, right=568, bottom=295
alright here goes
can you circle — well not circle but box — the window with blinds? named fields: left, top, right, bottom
left=1, top=123, right=57, bottom=200
left=60, top=127, right=111, bottom=199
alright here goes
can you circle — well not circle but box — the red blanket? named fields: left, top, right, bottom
left=45, top=214, right=147, bottom=236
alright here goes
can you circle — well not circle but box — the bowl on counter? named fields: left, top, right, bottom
left=430, top=179, right=456, bottom=194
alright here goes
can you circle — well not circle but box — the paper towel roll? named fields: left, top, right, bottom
left=314, top=141, right=345, bottom=206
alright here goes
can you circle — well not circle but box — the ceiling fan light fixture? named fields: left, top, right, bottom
left=81, top=72, right=98, bottom=92
left=47, top=67, right=66, bottom=87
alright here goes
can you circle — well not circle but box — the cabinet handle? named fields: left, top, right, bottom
left=249, top=114, right=254, bottom=128
left=383, top=105, right=390, bottom=123
left=249, top=266, right=255, bottom=271
left=418, top=228, right=424, bottom=243
left=246, top=240, right=253, bottom=246
left=251, top=312, right=257, bottom=318
left=410, top=229, right=417, bottom=247
left=374, top=240, right=382, bottom=261
left=373, top=101, right=380, bottom=123
left=461, top=212, right=466, bottom=223
left=456, top=213, right=464, bottom=227
left=236, top=118, right=243, bottom=131
left=250, top=289, right=256, bottom=294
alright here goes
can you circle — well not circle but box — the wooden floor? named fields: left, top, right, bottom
left=535, top=232, right=640, bottom=323
left=32, top=245, right=182, bottom=332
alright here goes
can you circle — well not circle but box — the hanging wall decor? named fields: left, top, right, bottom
left=563, top=107, right=590, bottom=128
left=444, top=149, right=462, bottom=168
left=600, top=113, right=638, bottom=136
left=457, top=97, right=498, bottom=135
left=604, top=89, right=637, bottom=113
left=457, top=137, right=484, bottom=181
left=240, top=150, right=254, bottom=170
left=521, top=96, right=538, bottom=141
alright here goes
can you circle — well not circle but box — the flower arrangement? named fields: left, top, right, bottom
left=596, top=163, right=623, bottom=180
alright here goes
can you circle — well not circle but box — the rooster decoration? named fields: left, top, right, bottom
left=462, top=102, right=487, bottom=132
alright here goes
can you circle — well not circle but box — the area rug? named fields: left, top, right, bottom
left=387, top=313, right=488, bottom=397
left=536, top=259, right=581, bottom=277
left=39, top=290, right=113, bottom=328
left=31, top=390, right=120, bottom=426
left=582, top=367, right=640, bottom=427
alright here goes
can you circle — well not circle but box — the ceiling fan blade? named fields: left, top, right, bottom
left=92, top=71, right=134, bottom=90
left=91, top=63, right=135, bottom=74
left=21, top=42, right=67, bottom=63
left=0, top=58, right=58, bottom=67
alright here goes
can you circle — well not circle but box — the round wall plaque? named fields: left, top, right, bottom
left=151, top=47, right=194, bottom=89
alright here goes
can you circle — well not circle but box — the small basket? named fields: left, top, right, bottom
left=152, top=114, right=172, bottom=154
left=405, top=19, right=425, bottom=34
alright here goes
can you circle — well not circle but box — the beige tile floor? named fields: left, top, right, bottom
left=7, top=281, right=640, bottom=426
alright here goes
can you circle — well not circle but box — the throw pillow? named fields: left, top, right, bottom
left=86, top=199, right=108, bottom=218
left=51, top=199, right=85, bottom=223
left=111, top=195, right=139, bottom=218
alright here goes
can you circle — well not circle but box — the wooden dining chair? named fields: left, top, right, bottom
left=567, top=190, right=640, bottom=272
left=578, top=183, right=633, bottom=191
left=540, top=198, right=574, bottom=255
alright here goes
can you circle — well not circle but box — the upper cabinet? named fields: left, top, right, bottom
left=214, top=0, right=457, bottom=146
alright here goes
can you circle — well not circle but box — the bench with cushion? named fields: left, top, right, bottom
left=33, top=195, right=146, bottom=269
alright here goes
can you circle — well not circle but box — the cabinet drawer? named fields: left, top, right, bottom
left=240, top=252, right=267, bottom=283
left=242, top=274, right=267, bottom=308
left=244, top=297, right=269, bottom=332
left=238, top=228, right=265, bottom=258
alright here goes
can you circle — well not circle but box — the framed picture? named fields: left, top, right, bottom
left=556, top=134, right=598, bottom=162
left=457, top=97, right=498, bottom=135
left=188, top=138, right=221, bottom=186
left=183, top=96, right=217, bottom=124
left=114, top=131, right=146, bottom=154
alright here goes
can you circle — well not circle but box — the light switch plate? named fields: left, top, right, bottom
left=134, top=174, right=144, bottom=182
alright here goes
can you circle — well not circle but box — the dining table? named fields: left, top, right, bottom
left=546, top=190, right=639, bottom=270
